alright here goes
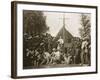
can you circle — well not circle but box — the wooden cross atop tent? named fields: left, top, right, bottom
left=55, top=13, right=73, bottom=48
left=59, top=13, right=70, bottom=28
left=59, top=13, right=70, bottom=40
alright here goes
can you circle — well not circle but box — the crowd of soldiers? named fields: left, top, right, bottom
left=23, top=33, right=91, bottom=68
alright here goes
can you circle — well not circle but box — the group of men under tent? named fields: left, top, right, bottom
left=54, top=26, right=91, bottom=65
left=23, top=26, right=91, bottom=68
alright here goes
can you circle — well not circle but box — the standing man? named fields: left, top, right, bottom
left=57, top=36, right=64, bottom=51
left=81, top=38, right=88, bottom=65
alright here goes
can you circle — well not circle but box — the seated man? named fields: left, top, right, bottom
left=52, top=48, right=62, bottom=64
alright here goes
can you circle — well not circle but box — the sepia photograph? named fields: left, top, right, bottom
left=11, top=1, right=97, bottom=78
left=23, top=10, right=91, bottom=69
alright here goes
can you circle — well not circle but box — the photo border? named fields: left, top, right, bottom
left=11, top=1, right=98, bottom=78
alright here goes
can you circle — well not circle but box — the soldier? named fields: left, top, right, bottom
left=26, top=48, right=34, bottom=67
left=80, top=38, right=88, bottom=65
left=57, top=36, right=64, bottom=51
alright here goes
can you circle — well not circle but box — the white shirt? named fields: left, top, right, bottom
left=58, top=38, right=64, bottom=44
left=81, top=40, right=88, bottom=49
left=54, top=51, right=61, bottom=60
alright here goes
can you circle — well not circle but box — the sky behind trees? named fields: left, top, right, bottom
left=44, top=12, right=90, bottom=37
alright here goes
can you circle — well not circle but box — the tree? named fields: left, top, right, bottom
left=23, top=10, right=49, bottom=35
left=79, top=14, right=91, bottom=40
left=23, top=11, right=49, bottom=67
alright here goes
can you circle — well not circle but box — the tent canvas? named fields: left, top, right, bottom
left=55, top=26, right=73, bottom=48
